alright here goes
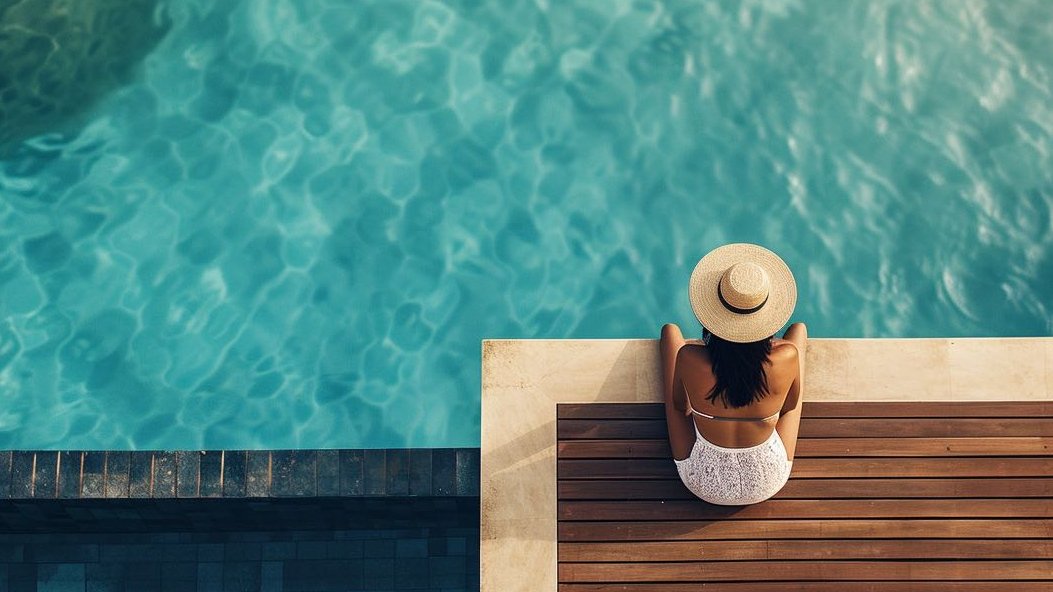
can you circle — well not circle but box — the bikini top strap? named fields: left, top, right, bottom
left=690, top=408, right=780, bottom=422
left=684, top=383, right=780, bottom=422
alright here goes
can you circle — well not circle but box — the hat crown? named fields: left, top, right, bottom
left=719, top=262, right=770, bottom=310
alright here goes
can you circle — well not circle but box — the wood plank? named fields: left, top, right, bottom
left=797, top=437, right=1053, bottom=456
left=558, top=437, right=1053, bottom=458
left=558, top=420, right=668, bottom=440
left=558, top=404, right=666, bottom=419
left=558, top=519, right=1053, bottom=541
left=558, top=560, right=1053, bottom=582
left=558, top=539, right=1053, bottom=561
left=558, top=499, right=1053, bottom=521
left=559, top=458, right=1053, bottom=479
left=558, top=479, right=695, bottom=500
left=556, top=401, right=1053, bottom=420
left=559, top=440, right=672, bottom=459
left=558, top=478, right=1053, bottom=500
left=558, top=583, right=1053, bottom=592
left=790, top=458, right=1053, bottom=478
left=799, top=418, right=1053, bottom=438
left=557, top=418, right=1053, bottom=439
left=804, top=401, right=1053, bottom=418
left=559, top=459, right=673, bottom=479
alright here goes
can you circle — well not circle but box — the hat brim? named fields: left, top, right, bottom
left=688, top=243, right=797, bottom=343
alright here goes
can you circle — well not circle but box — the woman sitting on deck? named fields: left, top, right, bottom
left=660, top=243, right=806, bottom=505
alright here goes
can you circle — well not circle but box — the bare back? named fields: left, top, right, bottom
left=675, top=339, right=801, bottom=448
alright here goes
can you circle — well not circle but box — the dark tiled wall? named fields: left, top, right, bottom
left=0, top=448, right=482, bottom=585
left=0, top=449, right=481, bottom=590
left=0, top=449, right=479, bottom=500
left=0, top=510, right=480, bottom=591
left=0, top=497, right=477, bottom=534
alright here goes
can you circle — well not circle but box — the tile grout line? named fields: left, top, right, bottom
left=78, top=452, right=84, bottom=497
left=149, top=452, right=156, bottom=497
left=219, top=451, right=225, bottom=495
left=53, top=451, right=60, bottom=497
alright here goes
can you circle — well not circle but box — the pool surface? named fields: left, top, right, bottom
left=0, top=0, right=1050, bottom=449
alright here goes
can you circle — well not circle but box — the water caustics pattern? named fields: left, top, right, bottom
left=0, top=0, right=1051, bottom=449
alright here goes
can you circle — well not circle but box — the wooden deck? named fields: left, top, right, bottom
left=556, top=401, right=1053, bottom=591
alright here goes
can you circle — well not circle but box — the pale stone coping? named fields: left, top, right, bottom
left=479, top=337, right=1053, bottom=591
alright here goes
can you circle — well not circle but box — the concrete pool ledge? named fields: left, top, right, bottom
left=479, top=337, right=1053, bottom=591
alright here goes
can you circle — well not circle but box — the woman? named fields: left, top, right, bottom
left=660, top=243, right=806, bottom=505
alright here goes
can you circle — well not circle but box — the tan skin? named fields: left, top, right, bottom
left=660, top=322, right=807, bottom=462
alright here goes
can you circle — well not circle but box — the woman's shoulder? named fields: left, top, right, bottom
left=771, top=338, right=799, bottom=352
left=769, top=339, right=800, bottom=373
left=677, top=340, right=707, bottom=356
left=675, top=341, right=710, bottom=367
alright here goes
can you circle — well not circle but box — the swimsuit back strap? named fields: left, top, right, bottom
left=684, top=382, right=780, bottom=422
left=690, top=408, right=779, bottom=422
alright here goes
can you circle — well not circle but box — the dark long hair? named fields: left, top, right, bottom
left=702, top=328, right=773, bottom=408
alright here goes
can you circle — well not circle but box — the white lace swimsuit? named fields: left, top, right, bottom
left=674, top=403, right=793, bottom=505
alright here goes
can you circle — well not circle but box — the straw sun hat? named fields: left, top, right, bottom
left=688, top=243, right=797, bottom=343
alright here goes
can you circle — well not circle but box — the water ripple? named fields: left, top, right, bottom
left=0, top=0, right=1050, bottom=449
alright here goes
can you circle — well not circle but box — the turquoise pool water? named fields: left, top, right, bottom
left=0, top=0, right=1050, bottom=449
